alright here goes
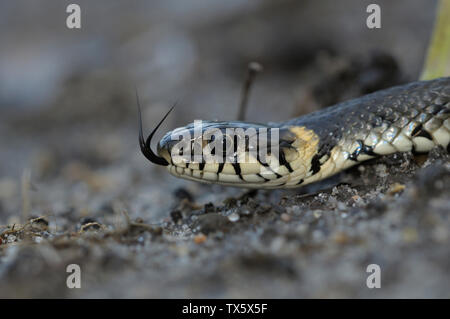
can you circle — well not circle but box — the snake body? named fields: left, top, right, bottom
left=139, top=77, right=450, bottom=189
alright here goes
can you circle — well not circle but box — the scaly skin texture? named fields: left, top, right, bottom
left=156, top=77, right=450, bottom=189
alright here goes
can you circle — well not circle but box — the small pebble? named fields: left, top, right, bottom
left=286, top=205, right=300, bottom=215
left=135, top=217, right=144, bottom=224
left=170, top=210, right=183, bottom=223
left=312, top=230, right=324, bottom=241
left=7, top=234, right=16, bottom=243
left=376, top=164, right=388, bottom=177
left=432, top=225, right=448, bottom=242
left=204, top=203, right=215, bottom=214
left=194, top=233, right=207, bottom=244
left=280, top=213, right=291, bottom=222
left=228, top=212, right=240, bottom=222
left=402, top=227, right=418, bottom=243
left=80, top=222, right=102, bottom=232
left=333, top=231, right=349, bottom=244
left=174, top=187, right=193, bottom=202
left=191, top=213, right=231, bottom=234
left=296, top=224, right=308, bottom=235
left=30, top=217, right=49, bottom=231
left=80, top=217, right=97, bottom=225
left=387, top=183, right=406, bottom=195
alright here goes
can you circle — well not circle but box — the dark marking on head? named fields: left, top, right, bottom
left=233, top=135, right=239, bottom=154
left=232, top=163, right=243, bottom=179
left=274, top=171, right=283, bottom=179
left=314, top=143, right=334, bottom=167
left=310, top=154, right=321, bottom=174
left=296, top=179, right=304, bottom=185
left=257, top=152, right=270, bottom=167
left=279, top=139, right=296, bottom=150
left=279, top=151, right=293, bottom=173
left=256, top=173, right=270, bottom=182
left=210, top=143, right=216, bottom=155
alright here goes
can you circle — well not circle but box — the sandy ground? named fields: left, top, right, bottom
left=0, top=0, right=449, bottom=298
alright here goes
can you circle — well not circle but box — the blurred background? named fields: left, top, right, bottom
left=1, top=0, right=447, bottom=298
left=0, top=0, right=437, bottom=223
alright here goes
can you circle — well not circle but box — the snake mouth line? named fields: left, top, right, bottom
left=167, top=163, right=295, bottom=189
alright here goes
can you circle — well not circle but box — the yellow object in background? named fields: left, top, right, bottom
left=421, top=0, right=450, bottom=80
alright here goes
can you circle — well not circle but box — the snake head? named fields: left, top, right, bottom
left=153, top=119, right=307, bottom=188
left=137, top=89, right=319, bottom=188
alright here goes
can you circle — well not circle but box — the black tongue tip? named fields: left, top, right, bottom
left=136, top=90, right=173, bottom=166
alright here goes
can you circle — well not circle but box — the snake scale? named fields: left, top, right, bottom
left=139, top=77, right=450, bottom=189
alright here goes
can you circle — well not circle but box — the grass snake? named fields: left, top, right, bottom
left=138, top=77, right=450, bottom=189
